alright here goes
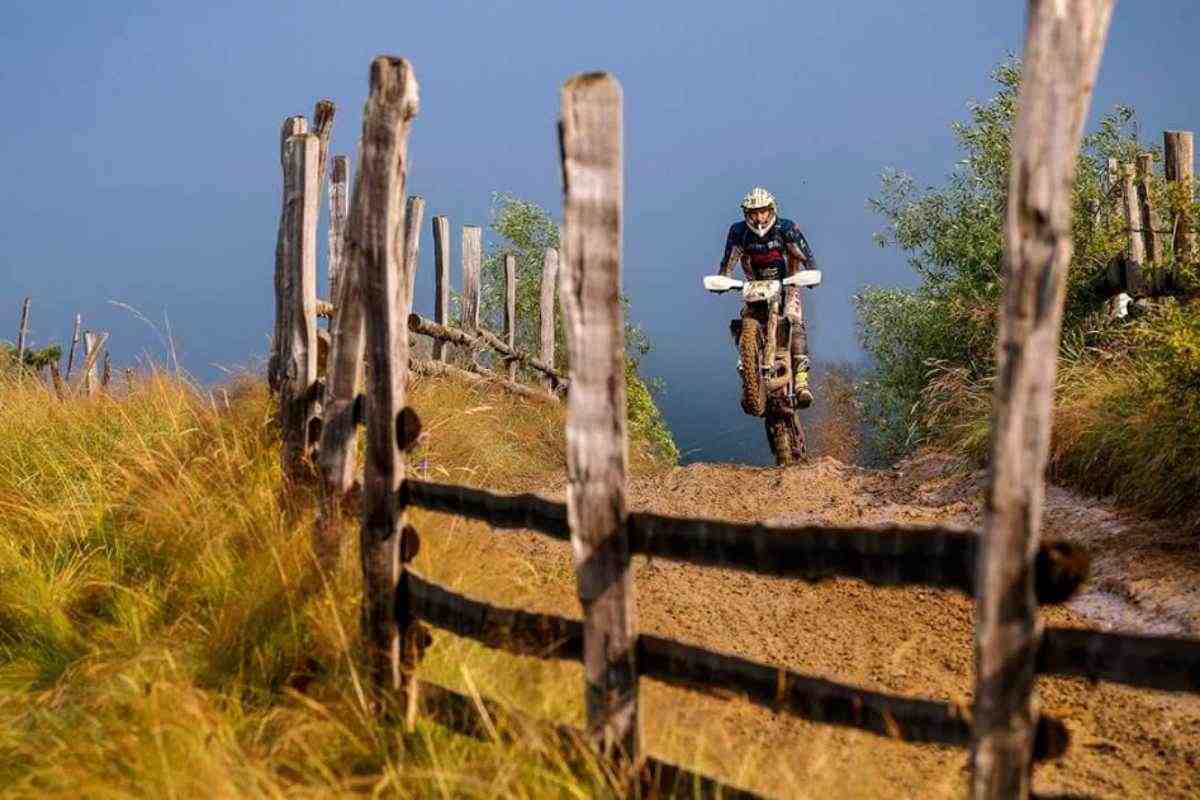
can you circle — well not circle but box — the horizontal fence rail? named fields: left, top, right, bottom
left=1039, top=627, right=1200, bottom=693
left=402, top=571, right=1069, bottom=761
left=408, top=312, right=568, bottom=391
left=401, top=479, right=1087, bottom=603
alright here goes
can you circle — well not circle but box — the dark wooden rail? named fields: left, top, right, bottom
left=402, top=479, right=1088, bottom=604
left=1039, top=627, right=1200, bottom=693
left=402, top=571, right=1070, bottom=761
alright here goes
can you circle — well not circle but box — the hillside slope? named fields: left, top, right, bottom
left=2, top=370, right=1196, bottom=798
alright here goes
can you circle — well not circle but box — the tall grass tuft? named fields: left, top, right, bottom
left=0, top=368, right=673, bottom=798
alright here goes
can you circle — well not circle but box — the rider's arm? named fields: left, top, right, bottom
left=784, top=228, right=815, bottom=275
left=718, top=225, right=742, bottom=277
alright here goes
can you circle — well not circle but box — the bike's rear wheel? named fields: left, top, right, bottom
left=738, top=317, right=767, bottom=417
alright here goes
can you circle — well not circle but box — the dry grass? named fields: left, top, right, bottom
left=0, top=368, right=680, bottom=799
left=921, top=329, right=1200, bottom=531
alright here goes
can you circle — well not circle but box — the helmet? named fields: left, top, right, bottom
left=741, top=187, right=777, bottom=236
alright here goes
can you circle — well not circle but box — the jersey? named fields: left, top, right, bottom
left=720, top=218, right=815, bottom=281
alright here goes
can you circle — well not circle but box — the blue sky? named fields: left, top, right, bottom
left=3, top=2, right=1197, bottom=462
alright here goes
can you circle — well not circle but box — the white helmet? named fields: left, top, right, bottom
left=741, top=187, right=777, bottom=236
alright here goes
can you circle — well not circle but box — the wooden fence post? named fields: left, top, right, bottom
left=971, top=3, right=1113, bottom=799
left=461, top=226, right=482, bottom=336
left=559, top=71, right=640, bottom=766
left=81, top=331, right=108, bottom=396
left=353, top=56, right=420, bottom=698
left=402, top=196, right=426, bottom=309
left=504, top=252, right=518, bottom=381
left=15, top=297, right=30, bottom=365
left=1121, top=162, right=1147, bottom=293
left=1164, top=130, right=1195, bottom=270
left=432, top=215, right=451, bottom=362
left=540, top=247, right=560, bottom=392
left=272, top=116, right=309, bottom=393
left=312, top=99, right=336, bottom=197
left=279, top=132, right=321, bottom=480
left=65, top=313, right=81, bottom=379
left=315, top=155, right=366, bottom=568
left=328, top=155, right=351, bottom=306
left=1136, top=153, right=1164, bottom=274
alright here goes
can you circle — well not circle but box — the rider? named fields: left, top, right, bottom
left=717, top=187, right=816, bottom=408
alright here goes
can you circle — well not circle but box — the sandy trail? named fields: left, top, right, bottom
left=417, top=452, right=1200, bottom=799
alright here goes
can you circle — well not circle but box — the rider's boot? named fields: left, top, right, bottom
left=785, top=292, right=813, bottom=409
left=794, top=358, right=814, bottom=409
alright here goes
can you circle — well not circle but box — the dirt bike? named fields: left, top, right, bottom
left=703, top=269, right=821, bottom=466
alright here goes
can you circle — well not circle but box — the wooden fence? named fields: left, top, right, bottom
left=269, top=15, right=1200, bottom=800
left=1101, top=127, right=1196, bottom=298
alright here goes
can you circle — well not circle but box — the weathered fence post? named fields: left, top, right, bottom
left=461, top=226, right=482, bottom=336
left=279, top=132, right=321, bottom=480
left=15, top=297, right=30, bottom=366
left=972, top=3, right=1113, bottom=799
left=504, top=252, right=518, bottom=381
left=312, top=99, right=336, bottom=196
left=1121, top=162, right=1147, bottom=293
left=540, top=247, right=560, bottom=392
left=1136, top=153, right=1164, bottom=275
left=315, top=154, right=364, bottom=567
left=431, top=215, right=451, bottom=362
left=353, top=56, right=420, bottom=699
left=1164, top=130, right=1195, bottom=270
left=328, top=155, right=351, bottom=307
left=272, top=116, right=309, bottom=393
left=101, top=351, right=112, bottom=389
left=80, top=332, right=108, bottom=397
left=559, top=71, right=640, bottom=766
left=402, top=196, right=426, bottom=309
left=65, top=313, right=82, bottom=378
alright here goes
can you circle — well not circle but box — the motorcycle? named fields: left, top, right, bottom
left=703, top=269, right=822, bottom=465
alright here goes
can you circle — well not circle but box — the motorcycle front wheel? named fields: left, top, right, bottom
left=765, top=402, right=806, bottom=466
left=738, top=317, right=767, bottom=417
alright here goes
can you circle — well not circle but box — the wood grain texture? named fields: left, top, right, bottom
left=559, top=71, right=639, bottom=762
left=78, top=332, right=108, bottom=396
left=504, top=252, right=517, bottom=381
left=1136, top=153, right=1164, bottom=270
left=1120, top=162, right=1147, bottom=292
left=65, top=313, right=81, bottom=378
left=402, top=196, right=425, bottom=307
left=461, top=225, right=482, bottom=335
left=312, top=99, right=336, bottom=201
left=1164, top=130, right=1195, bottom=267
left=539, top=248, right=559, bottom=392
left=15, top=297, right=30, bottom=365
left=972, top=3, right=1113, bottom=798
left=431, top=215, right=451, bottom=361
left=328, top=155, right=351, bottom=305
left=279, top=132, right=321, bottom=480
left=352, top=56, right=420, bottom=696
left=316, top=155, right=365, bottom=568
left=271, top=115, right=308, bottom=392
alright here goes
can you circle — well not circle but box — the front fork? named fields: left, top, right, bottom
left=761, top=307, right=793, bottom=396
